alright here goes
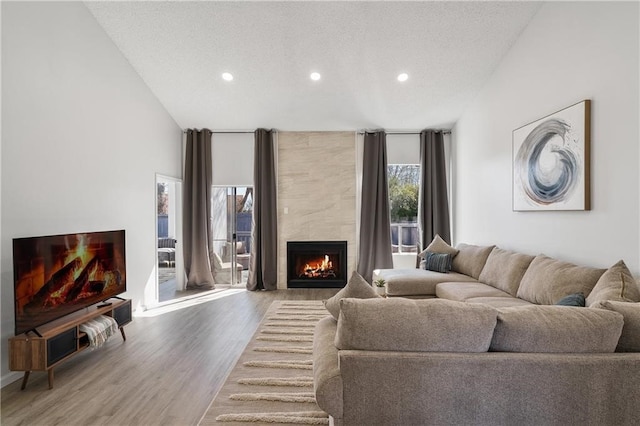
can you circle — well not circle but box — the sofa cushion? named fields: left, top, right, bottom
left=323, top=271, right=378, bottom=320
left=419, top=234, right=459, bottom=258
left=490, top=306, right=623, bottom=353
left=478, top=248, right=535, bottom=296
left=516, top=255, right=605, bottom=305
left=335, top=298, right=497, bottom=352
left=451, top=244, right=495, bottom=279
left=435, top=282, right=513, bottom=302
left=374, top=269, right=477, bottom=297
left=466, top=297, right=534, bottom=308
left=586, top=260, right=640, bottom=307
left=556, top=293, right=586, bottom=307
left=592, top=300, right=640, bottom=352
left=422, top=252, right=452, bottom=273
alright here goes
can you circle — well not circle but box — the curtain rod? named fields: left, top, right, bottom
left=358, top=130, right=451, bottom=135
left=182, top=130, right=256, bottom=134
left=182, top=129, right=451, bottom=135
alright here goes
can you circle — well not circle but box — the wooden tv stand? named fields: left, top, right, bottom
left=8, top=298, right=132, bottom=390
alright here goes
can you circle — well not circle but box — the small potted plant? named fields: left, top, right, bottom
left=374, top=278, right=386, bottom=296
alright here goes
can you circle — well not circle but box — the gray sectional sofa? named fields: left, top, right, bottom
left=374, top=242, right=617, bottom=305
left=314, top=242, right=640, bottom=425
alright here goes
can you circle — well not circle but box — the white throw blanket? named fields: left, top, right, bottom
left=79, top=315, right=119, bottom=348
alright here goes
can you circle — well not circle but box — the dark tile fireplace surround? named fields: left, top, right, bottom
left=287, top=240, right=347, bottom=288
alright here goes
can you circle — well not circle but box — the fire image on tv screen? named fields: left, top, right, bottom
left=13, top=230, right=126, bottom=335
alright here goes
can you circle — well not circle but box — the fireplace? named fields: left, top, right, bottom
left=287, top=241, right=347, bottom=288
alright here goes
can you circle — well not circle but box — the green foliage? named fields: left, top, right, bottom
left=157, top=183, right=169, bottom=215
left=374, top=278, right=386, bottom=287
left=388, top=165, right=419, bottom=221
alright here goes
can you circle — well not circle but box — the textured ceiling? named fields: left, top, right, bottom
left=85, top=1, right=542, bottom=131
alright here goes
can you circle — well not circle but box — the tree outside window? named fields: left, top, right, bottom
left=388, top=165, right=420, bottom=253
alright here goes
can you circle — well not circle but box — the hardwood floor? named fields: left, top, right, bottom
left=1, top=288, right=339, bottom=426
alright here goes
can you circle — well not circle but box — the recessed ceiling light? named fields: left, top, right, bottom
left=310, top=72, right=321, bottom=81
left=397, top=73, right=409, bottom=82
left=222, top=72, right=234, bottom=81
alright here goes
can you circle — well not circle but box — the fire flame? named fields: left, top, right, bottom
left=303, top=255, right=333, bottom=272
left=63, top=234, right=93, bottom=280
left=299, top=254, right=336, bottom=278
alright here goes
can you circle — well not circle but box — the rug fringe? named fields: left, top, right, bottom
left=230, top=392, right=316, bottom=403
left=275, top=311, right=328, bottom=315
left=238, top=377, right=314, bottom=387
left=261, top=328, right=315, bottom=335
left=257, top=335, right=314, bottom=342
left=215, top=411, right=328, bottom=424
left=264, top=322, right=318, bottom=327
left=244, top=360, right=313, bottom=370
left=277, top=308, right=328, bottom=312
left=254, top=346, right=313, bottom=354
left=267, top=316, right=325, bottom=321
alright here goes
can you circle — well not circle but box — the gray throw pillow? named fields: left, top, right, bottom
left=555, top=293, right=585, bottom=307
left=323, top=271, right=378, bottom=320
left=422, top=252, right=452, bottom=273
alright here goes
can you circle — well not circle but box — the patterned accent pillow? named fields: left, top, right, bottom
left=423, top=252, right=452, bottom=273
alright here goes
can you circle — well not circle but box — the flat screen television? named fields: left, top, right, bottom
left=13, top=229, right=126, bottom=336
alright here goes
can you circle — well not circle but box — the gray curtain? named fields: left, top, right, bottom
left=183, top=129, right=215, bottom=289
left=418, top=130, right=451, bottom=247
left=357, top=131, right=393, bottom=283
left=247, top=128, right=278, bottom=291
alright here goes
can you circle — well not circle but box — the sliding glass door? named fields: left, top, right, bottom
left=156, top=175, right=185, bottom=302
left=211, top=186, right=253, bottom=286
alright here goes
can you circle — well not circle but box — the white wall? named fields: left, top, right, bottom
left=212, top=133, right=254, bottom=186
left=453, top=2, right=639, bottom=273
left=1, top=2, right=182, bottom=382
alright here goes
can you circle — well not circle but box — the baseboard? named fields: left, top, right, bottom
left=1, top=371, right=22, bottom=388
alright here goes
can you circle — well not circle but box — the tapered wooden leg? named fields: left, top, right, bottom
left=48, top=369, right=54, bottom=390
left=20, top=371, right=30, bottom=390
left=120, top=327, right=126, bottom=341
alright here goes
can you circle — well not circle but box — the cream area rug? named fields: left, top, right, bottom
left=199, top=300, right=330, bottom=425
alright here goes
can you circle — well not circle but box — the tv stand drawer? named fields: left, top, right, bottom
left=47, top=328, right=77, bottom=366
left=113, top=300, right=132, bottom=326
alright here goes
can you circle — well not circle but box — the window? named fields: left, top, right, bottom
left=388, top=164, right=420, bottom=253
left=385, top=134, right=420, bottom=255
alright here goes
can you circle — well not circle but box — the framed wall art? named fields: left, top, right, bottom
left=513, top=100, right=591, bottom=211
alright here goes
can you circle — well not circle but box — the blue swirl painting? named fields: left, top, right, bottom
left=513, top=101, right=590, bottom=211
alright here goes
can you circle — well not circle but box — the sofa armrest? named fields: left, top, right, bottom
left=313, top=317, right=343, bottom=420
